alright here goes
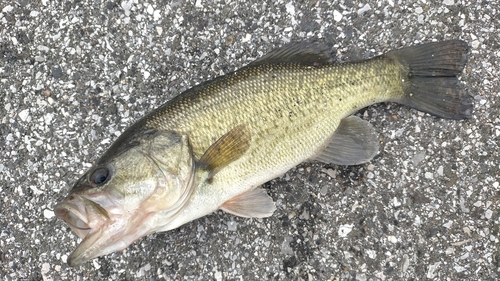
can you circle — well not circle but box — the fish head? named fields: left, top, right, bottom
left=55, top=129, right=196, bottom=266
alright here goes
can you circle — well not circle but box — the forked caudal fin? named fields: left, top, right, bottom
left=386, top=40, right=473, bottom=119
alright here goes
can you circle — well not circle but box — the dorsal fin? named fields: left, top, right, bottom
left=247, top=41, right=335, bottom=67
left=198, top=125, right=251, bottom=178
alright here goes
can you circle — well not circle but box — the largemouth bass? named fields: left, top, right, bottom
left=55, top=40, right=472, bottom=266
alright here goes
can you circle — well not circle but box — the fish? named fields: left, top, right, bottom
left=54, top=40, right=472, bottom=266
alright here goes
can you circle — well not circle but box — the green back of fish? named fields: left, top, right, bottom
left=122, top=40, right=470, bottom=192
left=143, top=57, right=400, bottom=182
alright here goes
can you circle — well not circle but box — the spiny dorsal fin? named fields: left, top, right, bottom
left=312, top=116, right=379, bottom=166
left=199, top=125, right=251, bottom=178
left=248, top=40, right=335, bottom=67
left=220, top=188, right=276, bottom=218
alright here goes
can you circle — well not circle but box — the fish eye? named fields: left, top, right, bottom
left=90, top=167, right=110, bottom=186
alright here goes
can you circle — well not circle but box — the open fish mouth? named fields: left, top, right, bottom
left=54, top=193, right=122, bottom=266
left=54, top=191, right=116, bottom=240
left=55, top=195, right=96, bottom=239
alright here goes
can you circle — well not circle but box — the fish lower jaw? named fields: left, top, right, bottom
left=66, top=210, right=166, bottom=266
left=67, top=230, right=131, bottom=267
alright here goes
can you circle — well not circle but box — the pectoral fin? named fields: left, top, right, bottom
left=199, top=125, right=251, bottom=179
left=220, top=188, right=276, bottom=218
left=312, top=116, right=379, bottom=166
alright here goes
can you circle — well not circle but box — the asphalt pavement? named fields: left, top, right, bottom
left=1, top=0, right=499, bottom=280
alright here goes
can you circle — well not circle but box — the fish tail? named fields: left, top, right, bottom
left=387, top=40, right=473, bottom=119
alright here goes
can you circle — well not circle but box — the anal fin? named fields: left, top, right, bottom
left=220, top=188, right=276, bottom=218
left=312, top=116, right=379, bottom=166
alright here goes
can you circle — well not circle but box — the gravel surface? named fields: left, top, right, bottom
left=1, top=0, right=499, bottom=280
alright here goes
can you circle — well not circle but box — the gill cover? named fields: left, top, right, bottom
left=136, top=129, right=196, bottom=214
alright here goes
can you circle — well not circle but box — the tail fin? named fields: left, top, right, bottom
left=387, top=40, right=473, bottom=119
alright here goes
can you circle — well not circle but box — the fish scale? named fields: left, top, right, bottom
left=146, top=58, right=401, bottom=172
left=55, top=40, right=472, bottom=266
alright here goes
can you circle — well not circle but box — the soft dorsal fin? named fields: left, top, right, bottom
left=220, top=188, right=276, bottom=218
left=199, top=125, right=251, bottom=178
left=247, top=40, right=335, bottom=67
left=312, top=116, right=379, bottom=166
